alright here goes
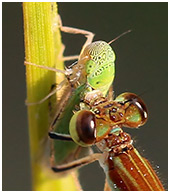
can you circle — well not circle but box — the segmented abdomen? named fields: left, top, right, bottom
left=105, top=148, right=164, bottom=191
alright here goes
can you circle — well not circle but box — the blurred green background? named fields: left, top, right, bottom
left=3, top=2, right=168, bottom=191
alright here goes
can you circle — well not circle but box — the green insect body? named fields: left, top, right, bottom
left=80, top=41, right=116, bottom=96
left=52, top=41, right=116, bottom=164
left=53, top=84, right=87, bottom=164
left=67, top=41, right=116, bottom=147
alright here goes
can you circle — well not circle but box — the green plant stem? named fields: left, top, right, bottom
left=23, top=2, right=80, bottom=190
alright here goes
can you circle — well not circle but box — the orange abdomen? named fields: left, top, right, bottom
left=106, top=148, right=164, bottom=191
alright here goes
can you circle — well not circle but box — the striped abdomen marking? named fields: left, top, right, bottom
left=107, top=148, right=164, bottom=190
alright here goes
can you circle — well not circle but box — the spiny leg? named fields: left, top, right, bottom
left=24, top=60, right=72, bottom=106
left=59, top=44, right=79, bottom=62
left=24, top=61, right=67, bottom=74
left=57, top=14, right=94, bottom=56
left=25, top=15, right=94, bottom=64
left=51, top=153, right=102, bottom=173
left=49, top=131, right=95, bottom=170
left=25, top=17, right=94, bottom=105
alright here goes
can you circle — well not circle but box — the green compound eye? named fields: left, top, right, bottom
left=69, top=110, right=96, bottom=147
left=115, top=93, right=148, bottom=128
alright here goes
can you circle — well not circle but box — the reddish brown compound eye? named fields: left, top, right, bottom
left=115, top=92, right=148, bottom=128
left=69, top=110, right=96, bottom=147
